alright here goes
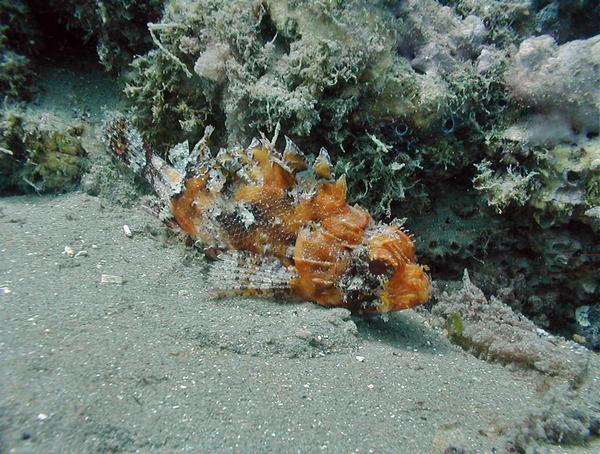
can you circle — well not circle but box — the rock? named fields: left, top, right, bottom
left=575, top=304, right=600, bottom=350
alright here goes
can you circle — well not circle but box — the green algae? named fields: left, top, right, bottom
left=0, top=112, right=86, bottom=193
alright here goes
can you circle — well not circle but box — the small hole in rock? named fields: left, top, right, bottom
left=412, top=66, right=426, bottom=75
left=566, top=170, right=579, bottom=183
left=442, top=118, right=455, bottom=134
left=394, top=123, right=409, bottom=137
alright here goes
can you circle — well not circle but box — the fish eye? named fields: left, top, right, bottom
left=368, top=259, right=393, bottom=277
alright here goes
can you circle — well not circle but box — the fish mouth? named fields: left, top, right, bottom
left=378, top=263, right=431, bottom=313
left=362, top=224, right=430, bottom=313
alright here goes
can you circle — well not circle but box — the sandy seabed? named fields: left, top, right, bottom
left=1, top=191, right=598, bottom=453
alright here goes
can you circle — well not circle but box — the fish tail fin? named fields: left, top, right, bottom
left=102, top=112, right=150, bottom=175
left=102, top=112, right=184, bottom=201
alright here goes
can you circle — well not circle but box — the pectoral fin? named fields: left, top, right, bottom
left=207, top=251, right=296, bottom=298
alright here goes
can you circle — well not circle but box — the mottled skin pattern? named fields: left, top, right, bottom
left=105, top=116, right=430, bottom=314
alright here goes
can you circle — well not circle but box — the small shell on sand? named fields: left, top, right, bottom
left=100, top=274, right=124, bottom=284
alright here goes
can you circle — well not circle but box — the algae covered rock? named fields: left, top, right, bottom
left=461, top=35, right=600, bottom=326
left=125, top=0, right=417, bottom=148
left=432, top=270, right=589, bottom=378
left=123, top=0, right=514, bottom=218
left=530, top=139, right=600, bottom=227
left=507, top=34, right=600, bottom=143
left=575, top=304, right=600, bottom=350
left=0, top=112, right=86, bottom=193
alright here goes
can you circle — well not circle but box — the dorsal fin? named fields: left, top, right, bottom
left=182, top=125, right=214, bottom=179
left=313, top=148, right=333, bottom=180
left=259, top=131, right=282, bottom=160
left=216, top=147, right=242, bottom=174
left=264, top=160, right=296, bottom=189
left=317, top=175, right=348, bottom=205
left=283, top=136, right=308, bottom=172
left=167, top=140, right=190, bottom=173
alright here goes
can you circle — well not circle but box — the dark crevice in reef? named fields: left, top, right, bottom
left=4, top=0, right=165, bottom=79
left=27, top=2, right=97, bottom=66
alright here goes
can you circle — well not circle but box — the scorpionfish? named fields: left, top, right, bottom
left=104, top=115, right=431, bottom=314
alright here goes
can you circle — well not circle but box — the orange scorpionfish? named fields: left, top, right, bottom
left=104, top=115, right=430, bottom=314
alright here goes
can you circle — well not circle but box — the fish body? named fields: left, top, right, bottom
left=104, top=115, right=430, bottom=314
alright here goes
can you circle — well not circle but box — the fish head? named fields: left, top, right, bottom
left=341, top=224, right=430, bottom=314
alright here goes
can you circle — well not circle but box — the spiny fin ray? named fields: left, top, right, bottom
left=207, top=251, right=296, bottom=296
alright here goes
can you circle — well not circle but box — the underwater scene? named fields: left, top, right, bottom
left=1, top=0, right=599, bottom=452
